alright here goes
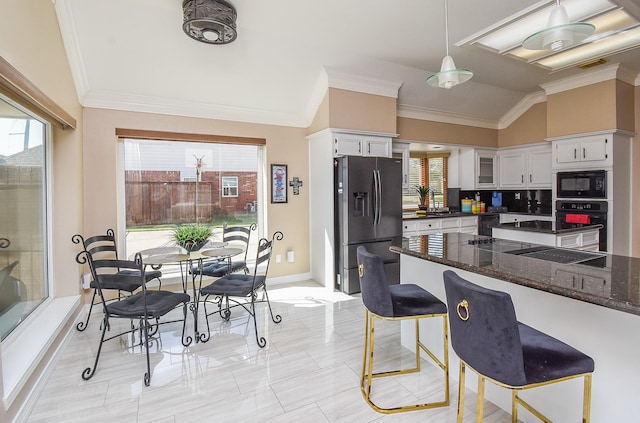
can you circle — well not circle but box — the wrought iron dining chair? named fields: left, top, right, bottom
left=443, top=270, right=594, bottom=422
left=72, top=229, right=162, bottom=331
left=199, top=231, right=283, bottom=347
left=79, top=250, right=190, bottom=386
left=194, top=223, right=256, bottom=278
left=357, top=246, right=449, bottom=414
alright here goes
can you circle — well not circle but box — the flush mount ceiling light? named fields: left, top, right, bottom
left=459, top=0, right=640, bottom=72
left=182, top=0, right=237, bottom=44
left=522, top=0, right=595, bottom=51
left=426, top=0, right=473, bottom=89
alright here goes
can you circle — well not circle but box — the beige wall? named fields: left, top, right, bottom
left=307, top=92, right=330, bottom=135
left=82, top=108, right=309, bottom=277
left=0, top=1, right=83, bottom=420
left=397, top=116, right=498, bottom=147
left=498, top=102, right=547, bottom=147
left=547, top=80, right=617, bottom=138
left=327, top=88, right=397, bottom=134
left=616, top=80, right=636, bottom=132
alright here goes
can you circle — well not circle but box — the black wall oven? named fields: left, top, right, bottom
left=556, top=200, right=608, bottom=251
left=556, top=170, right=606, bottom=198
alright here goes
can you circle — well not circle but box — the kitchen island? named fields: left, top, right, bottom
left=391, top=233, right=640, bottom=422
left=492, top=219, right=602, bottom=251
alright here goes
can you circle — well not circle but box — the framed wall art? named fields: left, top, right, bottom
left=271, top=164, right=288, bottom=203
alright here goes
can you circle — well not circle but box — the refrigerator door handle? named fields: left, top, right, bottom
left=372, top=170, right=378, bottom=225
left=375, top=170, right=382, bottom=225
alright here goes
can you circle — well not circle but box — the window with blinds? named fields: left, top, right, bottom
left=403, top=153, right=449, bottom=210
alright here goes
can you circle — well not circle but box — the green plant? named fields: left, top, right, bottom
left=172, top=223, right=213, bottom=250
left=415, top=185, right=430, bottom=205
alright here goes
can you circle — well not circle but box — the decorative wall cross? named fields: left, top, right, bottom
left=289, top=177, right=303, bottom=195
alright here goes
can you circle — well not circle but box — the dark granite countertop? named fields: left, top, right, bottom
left=494, top=220, right=603, bottom=235
left=403, top=211, right=552, bottom=220
left=390, top=233, right=640, bottom=316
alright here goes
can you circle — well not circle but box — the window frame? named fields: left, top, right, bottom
left=222, top=176, right=239, bottom=197
left=116, top=133, right=266, bottom=259
left=403, top=152, right=449, bottom=211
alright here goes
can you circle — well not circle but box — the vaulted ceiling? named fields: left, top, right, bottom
left=54, top=0, right=640, bottom=130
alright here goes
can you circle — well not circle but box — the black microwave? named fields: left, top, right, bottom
left=556, top=170, right=606, bottom=198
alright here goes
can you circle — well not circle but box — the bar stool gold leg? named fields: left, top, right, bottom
left=583, top=374, right=592, bottom=423
left=476, top=375, right=485, bottom=423
left=457, top=361, right=465, bottom=423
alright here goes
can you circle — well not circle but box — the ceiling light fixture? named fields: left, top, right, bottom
left=522, top=0, right=595, bottom=51
left=182, top=0, right=237, bottom=45
left=426, top=0, right=473, bottom=89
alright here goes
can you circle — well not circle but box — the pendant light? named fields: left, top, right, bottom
left=426, top=0, right=473, bottom=89
left=522, top=0, right=595, bottom=51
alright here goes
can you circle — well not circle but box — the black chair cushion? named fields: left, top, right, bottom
left=201, top=274, right=265, bottom=297
left=520, top=323, right=595, bottom=385
left=118, top=269, right=162, bottom=282
left=90, top=274, right=141, bottom=292
left=194, top=260, right=247, bottom=278
left=106, top=290, right=189, bottom=318
left=389, top=284, right=447, bottom=317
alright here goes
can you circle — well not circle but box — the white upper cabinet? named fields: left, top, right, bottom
left=334, top=133, right=392, bottom=157
left=498, top=150, right=527, bottom=188
left=552, top=134, right=611, bottom=169
left=392, top=141, right=410, bottom=189
left=527, top=146, right=552, bottom=187
left=458, top=148, right=498, bottom=190
left=498, top=144, right=552, bottom=189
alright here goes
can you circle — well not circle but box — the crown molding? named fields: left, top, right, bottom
left=540, top=63, right=638, bottom=95
left=82, top=91, right=308, bottom=128
left=303, top=70, right=330, bottom=127
left=498, top=90, right=547, bottom=130
left=396, top=104, right=498, bottom=130
left=53, top=0, right=89, bottom=103
left=324, top=67, right=403, bottom=99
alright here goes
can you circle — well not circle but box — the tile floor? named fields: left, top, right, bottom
left=26, top=281, right=512, bottom=422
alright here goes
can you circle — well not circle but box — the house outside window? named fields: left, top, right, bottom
left=222, top=176, right=238, bottom=197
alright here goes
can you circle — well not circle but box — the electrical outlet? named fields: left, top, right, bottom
left=275, top=254, right=282, bottom=263
left=515, top=192, right=521, bottom=200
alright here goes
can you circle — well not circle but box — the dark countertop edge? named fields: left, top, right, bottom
left=493, top=222, right=604, bottom=235
left=390, top=242, right=640, bottom=317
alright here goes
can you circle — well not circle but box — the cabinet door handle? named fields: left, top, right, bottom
left=583, top=147, right=586, bottom=159
left=368, top=144, right=371, bottom=154
left=529, top=174, right=532, bottom=183
left=574, top=148, right=577, bottom=159
left=521, top=175, right=524, bottom=183
left=359, top=143, right=361, bottom=153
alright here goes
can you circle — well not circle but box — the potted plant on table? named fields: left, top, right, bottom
left=173, top=223, right=213, bottom=252
left=415, top=185, right=430, bottom=210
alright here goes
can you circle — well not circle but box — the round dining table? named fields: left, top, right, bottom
left=141, top=243, right=245, bottom=343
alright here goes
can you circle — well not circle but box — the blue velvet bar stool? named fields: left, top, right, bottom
left=356, top=246, right=449, bottom=413
left=442, top=270, right=594, bottom=422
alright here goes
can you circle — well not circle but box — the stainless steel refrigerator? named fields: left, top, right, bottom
left=334, top=156, right=402, bottom=294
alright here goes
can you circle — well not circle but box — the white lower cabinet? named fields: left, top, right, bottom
left=403, top=216, right=478, bottom=236
left=499, top=214, right=553, bottom=224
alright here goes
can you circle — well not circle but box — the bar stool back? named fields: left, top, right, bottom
left=443, top=270, right=594, bottom=422
left=357, top=246, right=449, bottom=413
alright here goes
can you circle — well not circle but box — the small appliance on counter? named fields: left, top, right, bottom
left=492, top=191, right=502, bottom=207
